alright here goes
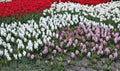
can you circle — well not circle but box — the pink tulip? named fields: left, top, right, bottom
left=92, top=47, right=96, bottom=51
left=73, top=43, right=76, bottom=47
left=64, top=50, right=67, bottom=53
left=85, top=41, right=89, bottom=46
left=75, top=39, right=78, bottom=45
left=56, top=46, right=62, bottom=52
left=99, top=45, right=103, bottom=50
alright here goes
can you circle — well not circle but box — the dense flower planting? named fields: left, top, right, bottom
left=0, top=0, right=51, bottom=17
left=0, top=0, right=110, bottom=17
left=50, top=0, right=110, bottom=4
left=0, top=1, right=120, bottom=66
left=54, top=24, right=120, bottom=59
left=43, top=2, right=120, bottom=29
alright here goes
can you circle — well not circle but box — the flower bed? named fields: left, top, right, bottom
left=0, top=1, right=120, bottom=66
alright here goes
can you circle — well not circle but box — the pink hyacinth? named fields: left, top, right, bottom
left=113, top=52, right=118, bottom=58
left=60, top=42, right=64, bottom=47
left=116, top=45, right=120, bottom=49
left=56, top=46, right=62, bottom=52
left=31, top=54, right=35, bottom=59
left=109, top=54, right=113, bottom=59
left=60, top=36, right=63, bottom=41
left=95, top=44, right=99, bottom=48
left=80, top=43, right=84, bottom=47
left=112, top=32, right=115, bottom=36
left=27, top=53, right=31, bottom=58
left=82, top=44, right=86, bottom=49
left=52, top=50, right=57, bottom=55
left=114, top=37, right=118, bottom=44
left=97, top=50, right=100, bottom=55
left=106, top=36, right=110, bottom=41
left=58, top=47, right=62, bottom=52
left=87, top=52, right=91, bottom=57
left=42, top=48, right=48, bottom=54
left=83, top=48, right=87, bottom=53
left=114, top=48, right=118, bottom=52
left=67, top=60, right=71, bottom=64
left=100, top=50, right=103, bottom=55
left=104, top=48, right=110, bottom=54
left=75, top=50, right=79, bottom=55
left=71, top=52, right=75, bottom=58
left=51, top=42, right=55, bottom=47
left=114, top=33, right=119, bottom=37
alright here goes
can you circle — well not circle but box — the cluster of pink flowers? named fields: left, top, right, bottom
left=37, top=24, right=120, bottom=60
left=27, top=53, right=35, bottom=59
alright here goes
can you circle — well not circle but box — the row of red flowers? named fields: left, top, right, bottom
left=0, top=0, right=51, bottom=17
left=0, top=0, right=110, bottom=17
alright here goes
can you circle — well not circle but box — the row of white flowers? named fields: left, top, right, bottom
left=0, top=19, right=59, bottom=61
left=43, top=2, right=120, bottom=28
